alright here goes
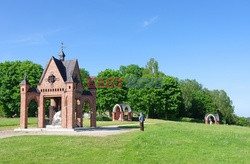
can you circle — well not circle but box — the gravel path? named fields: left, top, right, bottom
left=0, top=125, right=138, bottom=139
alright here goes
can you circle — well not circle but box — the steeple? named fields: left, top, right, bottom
left=20, top=73, right=30, bottom=85
left=59, top=42, right=66, bottom=61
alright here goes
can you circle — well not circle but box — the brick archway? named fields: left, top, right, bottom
left=112, top=104, right=132, bottom=121
left=205, top=114, right=219, bottom=125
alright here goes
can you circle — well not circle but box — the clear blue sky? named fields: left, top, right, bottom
left=0, top=0, right=250, bottom=117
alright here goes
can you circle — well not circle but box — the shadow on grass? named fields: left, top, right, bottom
left=118, top=125, right=140, bottom=129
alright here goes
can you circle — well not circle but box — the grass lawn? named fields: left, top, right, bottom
left=0, top=119, right=250, bottom=163
left=0, top=117, right=139, bottom=130
left=0, top=117, right=38, bottom=130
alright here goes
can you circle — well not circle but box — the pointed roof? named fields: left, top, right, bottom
left=39, top=56, right=77, bottom=84
left=20, top=74, right=30, bottom=85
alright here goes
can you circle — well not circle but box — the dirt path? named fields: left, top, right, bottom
left=0, top=125, right=138, bottom=139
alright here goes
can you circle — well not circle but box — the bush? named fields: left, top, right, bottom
left=96, top=115, right=112, bottom=121
left=236, top=117, right=249, bottom=127
left=178, top=117, right=203, bottom=123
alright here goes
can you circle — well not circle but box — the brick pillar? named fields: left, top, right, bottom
left=121, top=112, right=124, bottom=121
left=112, top=112, right=115, bottom=121
left=38, top=96, right=45, bottom=128
left=90, top=106, right=96, bottom=127
left=61, top=95, right=67, bottom=128
left=76, top=100, right=82, bottom=127
left=205, top=119, right=208, bottom=124
left=20, top=91, right=28, bottom=129
left=128, top=112, right=132, bottom=121
left=90, top=88, right=96, bottom=128
left=66, top=83, right=75, bottom=128
left=20, top=83, right=29, bottom=129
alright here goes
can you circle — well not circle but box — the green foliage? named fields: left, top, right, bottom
left=83, top=102, right=90, bottom=113
left=0, top=61, right=43, bottom=117
left=235, top=116, right=250, bottom=127
left=209, top=90, right=235, bottom=124
left=119, top=64, right=143, bottom=78
left=28, top=100, right=38, bottom=117
left=126, top=59, right=182, bottom=119
left=96, top=69, right=127, bottom=115
left=179, top=80, right=217, bottom=119
left=0, top=104, right=5, bottom=117
left=96, top=115, right=112, bottom=121
left=80, top=68, right=90, bottom=90
left=143, top=58, right=159, bottom=77
left=162, top=76, right=182, bottom=119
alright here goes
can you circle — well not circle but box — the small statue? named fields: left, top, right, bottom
left=52, top=110, right=62, bottom=126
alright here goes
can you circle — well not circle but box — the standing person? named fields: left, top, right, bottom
left=139, top=113, right=145, bottom=131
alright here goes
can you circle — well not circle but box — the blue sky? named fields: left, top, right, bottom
left=0, top=0, right=250, bottom=117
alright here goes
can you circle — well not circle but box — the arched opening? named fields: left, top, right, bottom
left=82, top=101, right=91, bottom=127
left=205, top=114, right=219, bottom=125
left=122, top=104, right=132, bottom=121
left=206, top=114, right=216, bottom=125
left=45, top=97, right=62, bottom=126
left=112, top=104, right=122, bottom=121
left=27, top=99, right=38, bottom=128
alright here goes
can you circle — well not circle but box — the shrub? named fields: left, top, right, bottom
left=236, top=117, right=249, bottom=127
left=96, top=115, right=112, bottom=121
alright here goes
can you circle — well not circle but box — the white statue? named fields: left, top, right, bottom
left=52, top=111, right=61, bottom=126
left=209, top=117, right=213, bottom=125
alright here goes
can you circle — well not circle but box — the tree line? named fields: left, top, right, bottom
left=0, top=59, right=249, bottom=127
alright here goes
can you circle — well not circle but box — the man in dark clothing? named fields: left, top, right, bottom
left=139, top=113, right=145, bottom=131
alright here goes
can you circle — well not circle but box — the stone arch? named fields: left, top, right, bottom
left=205, top=114, right=219, bottom=125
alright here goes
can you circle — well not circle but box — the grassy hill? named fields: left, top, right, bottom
left=0, top=119, right=249, bottom=163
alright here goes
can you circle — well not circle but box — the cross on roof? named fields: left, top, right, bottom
left=61, top=42, right=66, bottom=51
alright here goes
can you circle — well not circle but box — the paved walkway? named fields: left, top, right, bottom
left=0, top=124, right=139, bottom=139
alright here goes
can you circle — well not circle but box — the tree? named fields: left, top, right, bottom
left=235, top=116, right=250, bottom=127
left=179, top=79, right=217, bottom=120
left=0, top=61, right=43, bottom=117
left=209, top=90, right=235, bottom=124
left=79, top=68, right=90, bottom=90
left=120, top=64, right=143, bottom=78
left=162, top=76, right=182, bottom=119
left=96, top=69, right=127, bottom=116
left=143, top=58, right=159, bottom=77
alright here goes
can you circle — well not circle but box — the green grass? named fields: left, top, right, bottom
left=0, top=120, right=249, bottom=163
left=0, top=117, right=139, bottom=129
left=0, top=117, right=38, bottom=130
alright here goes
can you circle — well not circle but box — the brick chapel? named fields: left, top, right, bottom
left=19, top=49, right=96, bottom=129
